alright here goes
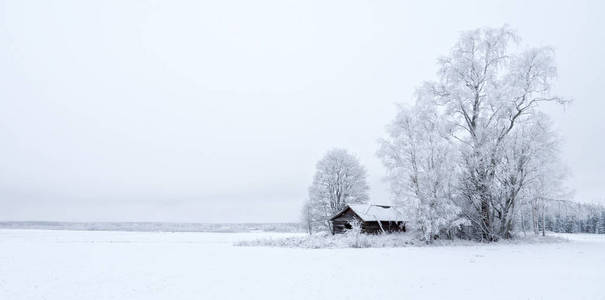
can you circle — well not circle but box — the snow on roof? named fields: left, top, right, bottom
left=344, top=204, right=404, bottom=222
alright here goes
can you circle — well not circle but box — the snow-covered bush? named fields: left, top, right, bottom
left=236, top=232, right=415, bottom=248
left=235, top=231, right=566, bottom=249
left=343, top=219, right=370, bottom=248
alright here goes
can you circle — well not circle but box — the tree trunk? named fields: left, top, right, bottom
left=542, top=203, right=546, bottom=237
left=481, top=197, right=492, bottom=241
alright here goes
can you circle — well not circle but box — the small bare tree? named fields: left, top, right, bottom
left=301, top=201, right=313, bottom=235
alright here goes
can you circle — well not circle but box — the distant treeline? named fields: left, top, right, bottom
left=0, top=221, right=304, bottom=233
left=516, top=199, right=605, bottom=234
left=544, top=201, right=605, bottom=234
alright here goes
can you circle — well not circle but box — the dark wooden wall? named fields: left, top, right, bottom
left=360, top=221, right=406, bottom=234
left=331, top=209, right=360, bottom=234
left=330, top=208, right=406, bottom=234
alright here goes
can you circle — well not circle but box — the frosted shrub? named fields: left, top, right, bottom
left=235, top=231, right=565, bottom=248
left=236, top=232, right=418, bottom=248
left=343, top=220, right=370, bottom=248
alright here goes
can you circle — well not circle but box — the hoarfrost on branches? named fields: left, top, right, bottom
left=379, top=26, right=571, bottom=241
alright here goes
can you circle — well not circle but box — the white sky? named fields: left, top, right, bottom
left=1, top=0, right=603, bottom=222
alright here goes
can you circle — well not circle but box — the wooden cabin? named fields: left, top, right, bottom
left=329, top=204, right=406, bottom=234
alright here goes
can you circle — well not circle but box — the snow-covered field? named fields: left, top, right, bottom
left=0, top=230, right=603, bottom=300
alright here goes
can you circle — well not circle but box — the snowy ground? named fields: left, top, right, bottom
left=0, top=230, right=603, bottom=300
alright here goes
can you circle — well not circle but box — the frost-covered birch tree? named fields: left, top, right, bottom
left=492, top=114, right=566, bottom=238
left=379, top=25, right=569, bottom=241
left=515, top=116, right=568, bottom=236
left=304, top=149, right=369, bottom=232
left=378, top=103, right=464, bottom=242
left=425, top=26, right=567, bottom=240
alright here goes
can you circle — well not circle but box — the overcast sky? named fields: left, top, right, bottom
left=1, top=0, right=603, bottom=222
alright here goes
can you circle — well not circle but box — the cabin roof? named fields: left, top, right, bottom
left=330, top=204, right=404, bottom=222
